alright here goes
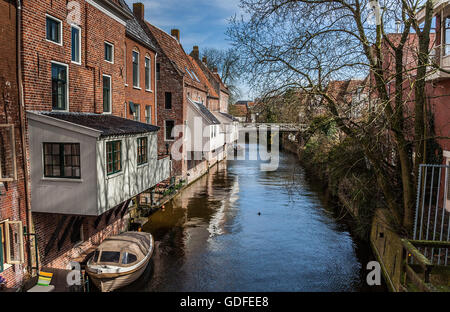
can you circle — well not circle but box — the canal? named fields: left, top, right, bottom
left=121, top=144, right=385, bottom=292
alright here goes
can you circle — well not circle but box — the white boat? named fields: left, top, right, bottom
left=86, top=231, right=154, bottom=292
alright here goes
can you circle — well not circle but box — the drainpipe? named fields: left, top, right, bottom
left=154, top=53, right=158, bottom=125
left=16, top=0, right=37, bottom=274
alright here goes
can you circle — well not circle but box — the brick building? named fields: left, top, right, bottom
left=123, top=3, right=157, bottom=125
left=0, top=0, right=32, bottom=289
left=17, top=0, right=170, bottom=277
left=136, top=5, right=217, bottom=179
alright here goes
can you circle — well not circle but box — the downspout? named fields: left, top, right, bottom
left=154, top=53, right=158, bottom=125
left=16, top=0, right=37, bottom=274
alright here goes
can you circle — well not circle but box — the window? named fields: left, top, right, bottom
left=46, top=15, right=62, bottom=45
left=103, top=75, right=111, bottom=113
left=156, top=63, right=160, bottom=81
left=185, top=67, right=194, bottom=80
left=132, top=51, right=140, bottom=87
left=105, top=42, right=114, bottom=63
left=100, top=251, right=120, bottom=263
left=446, top=17, right=450, bottom=55
left=165, top=92, right=172, bottom=109
left=51, top=62, right=68, bottom=110
left=71, top=25, right=81, bottom=64
left=0, top=124, right=17, bottom=182
left=137, top=137, right=148, bottom=165
left=122, top=252, right=138, bottom=265
left=165, top=120, right=175, bottom=141
left=44, top=143, right=81, bottom=178
left=106, top=141, right=122, bottom=175
left=145, top=56, right=151, bottom=90
left=145, top=105, right=152, bottom=124
left=0, top=221, right=24, bottom=267
left=134, top=103, right=140, bottom=121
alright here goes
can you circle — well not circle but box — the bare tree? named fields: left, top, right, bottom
left=228, top=0, right=441, bottom=234
left=202, top=47, right=242, bottom=103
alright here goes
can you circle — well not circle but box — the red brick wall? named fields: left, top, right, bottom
left=18, top=0, right=132, bottom=285
left=22, top=0, right=126, bottom=115
left=33, top=203, right=130, bottom=270
left=155, top=52, right=186, bottom=177
left=0, top=0, right=29, bottom=289
left=124, top=37, right=156, bottom=124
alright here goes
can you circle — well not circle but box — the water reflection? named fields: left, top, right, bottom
left=121, top=144, right=384, bottom=292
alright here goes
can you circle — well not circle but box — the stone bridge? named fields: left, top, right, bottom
left=240, top=123, right=307, bottom=133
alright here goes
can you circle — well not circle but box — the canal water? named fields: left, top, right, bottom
left=121, top=144, right=385, bottom=292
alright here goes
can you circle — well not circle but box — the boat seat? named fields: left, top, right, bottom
left=27, top=271, right=55, bottom=292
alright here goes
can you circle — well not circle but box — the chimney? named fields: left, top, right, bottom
left=133, top=2, right=145, bottom=20
left=202, top=56, right=207, bottom=64
left=171, top=29, right=180, bottom=42
left=213, top=67, right=218, bottom=74
left=395, top=20, right=401, bottom=33
left=191, top=46, right=199, bottom=60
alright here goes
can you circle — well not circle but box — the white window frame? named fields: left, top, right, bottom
left=71, top=24, right=82, bottom=65
left=51, top=61, right=69, bottom=112
left=104, top=41, right=114, bottom=64
left=0, top=220, right=24, bottom=265
left=145, top=56, right=152, bottom=91
left=145, top=105, right=152, bottom=124
left=45, top=14, right=63, bottom=46
left=164, top=120, right=175, bottom=141
left=102, top=74, right=112, bottom=114
left=0, top=124, right=17, bottom=182
left=134, top=103, right=141, bottom=121
left=132, top=50, right=140, bottom=89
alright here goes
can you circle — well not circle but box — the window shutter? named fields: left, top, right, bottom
left=129, top=101, right=136, bottom=114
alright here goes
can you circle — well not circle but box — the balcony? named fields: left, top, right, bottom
left=27, top=111, right=171, bottom=216
left=427, top=44, right=450, bottom=80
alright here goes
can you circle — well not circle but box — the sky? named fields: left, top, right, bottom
left=124, top=0, right=252, bottom=99
left=124, top=0, right=241, bottom=51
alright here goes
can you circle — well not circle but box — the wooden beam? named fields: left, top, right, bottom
left=409, top=240, right=450, bottom=249
left=401, top=239, right=433, bottom=269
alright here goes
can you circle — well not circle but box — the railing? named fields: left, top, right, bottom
left=413, top=164, right=450, bottom=265
left=401, top=239, right=450, bottom=291
left=402, top=163, right=450, bottom=291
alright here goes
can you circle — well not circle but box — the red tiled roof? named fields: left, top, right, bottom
left=187, top=55, right=219, bottom=98
left=144, top=23, right=206, bottom=91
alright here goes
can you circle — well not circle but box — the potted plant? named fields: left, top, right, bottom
left=0, top=276, right=6, bottom=290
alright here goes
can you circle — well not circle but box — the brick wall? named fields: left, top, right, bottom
left=33, top=202, right=130, bottom=270
left=19, top=0, right=133, bottom=284
left=155, top=52, right=186, bottom=177
left=22, top=0, right=126, bottom=115
left=0, top=0, right=29, bottom=289
left=124, top=37, right=156, bottom=124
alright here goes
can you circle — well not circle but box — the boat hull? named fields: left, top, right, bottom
left=87, top=232, right=154, bottom=292
left=89, top=256, right=151, bottom=292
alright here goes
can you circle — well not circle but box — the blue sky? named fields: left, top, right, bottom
left=124, top=0, right=241, bottom=51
